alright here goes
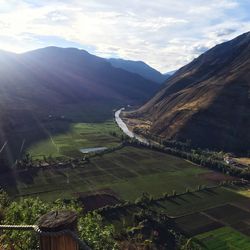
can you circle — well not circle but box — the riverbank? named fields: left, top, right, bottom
left=115, top=108, right=150, bottom=145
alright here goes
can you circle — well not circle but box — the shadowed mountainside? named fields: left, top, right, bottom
left=0, top=47, right=159, bottom=166
left=126, top=32, right=250, bottom=153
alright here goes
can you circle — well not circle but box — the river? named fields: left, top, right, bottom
left=114, top=108, right=150, bottom=145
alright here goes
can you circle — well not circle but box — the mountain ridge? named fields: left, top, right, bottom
left=0, top=46, right=159, bottom=166
left=107, top=58, right=169, bottom=83
left=125, top=32, right=250, bottom=153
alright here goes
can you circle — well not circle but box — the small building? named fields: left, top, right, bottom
left=224, top=156, right=234, bottom=165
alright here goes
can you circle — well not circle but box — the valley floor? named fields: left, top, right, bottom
left=3, top=111, right=250, bottom=249
left=13, top=146, right=227, bottom=201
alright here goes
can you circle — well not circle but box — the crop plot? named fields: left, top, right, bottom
left=195, top=227, right=250, bottom=250
left=174, top=212, right=223, bottom=236
left=14, top=146, right=223, bottom=201
left=203, top=204, right=250, bottom=236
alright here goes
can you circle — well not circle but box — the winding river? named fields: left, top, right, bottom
left=115, top=108, right=150, bottom=145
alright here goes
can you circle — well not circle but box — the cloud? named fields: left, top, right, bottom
left=215, top=28, right=237, bottom=37
left=0, top=0, right=249, bottom=72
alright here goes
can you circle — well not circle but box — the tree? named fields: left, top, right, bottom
left=79, top=212, right=117, bottom=250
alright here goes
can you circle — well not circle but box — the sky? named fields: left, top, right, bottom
left=0, top=0, right=249, bottom=72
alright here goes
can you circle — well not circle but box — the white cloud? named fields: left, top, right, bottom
left=0, top=0, right=249, bottom=72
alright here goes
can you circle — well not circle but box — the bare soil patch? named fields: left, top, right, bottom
left=74, top=188, right=120, bottom=212
left=175, top=212, right=223, bottom=237
left=231, top=221, right=250, bottom=236
left=203, top=204, right=250, bottom=236
left=199, top=172, right=237, bottom=183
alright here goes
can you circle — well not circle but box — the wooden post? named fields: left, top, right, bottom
left=37, top=210, right=79, bottom=250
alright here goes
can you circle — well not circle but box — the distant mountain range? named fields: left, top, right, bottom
left=127, top=32, right=250, bottom=153
left=0, top=47, right=159, bottom=167
left=107, top=58, right=169, bottom=83
left=165, top=70, right=177, bottom=75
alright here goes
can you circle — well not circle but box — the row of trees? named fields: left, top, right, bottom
left=129, top=128, right=246, bottom=162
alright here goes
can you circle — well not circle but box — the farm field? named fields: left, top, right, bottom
left=11, top=146, right=233, bottom=201
left=195, top=227, right=250, bottom=250
left=99, top=186, right=250, bottom=245
left=222, top=184, right=250, bottom=200
left=26, top=120, right=122, bottom=159
left=0, top=101, right=118, bottom=166
left=154, top=187, right=249, bottom=217
left=174, top=202, right=250, bottom=238
left=101, top=186, right=250, bottom=220
left=175, top=212, right=223, bottom=236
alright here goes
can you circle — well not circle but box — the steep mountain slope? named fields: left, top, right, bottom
left=108, top=58, right=169, bottom=83
left=0, top=47, right=158, bottom=165
left=127, top=32, right=250, bottom=153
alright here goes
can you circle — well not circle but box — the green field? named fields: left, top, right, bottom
left=7, top=108, right=250, bottom=248
left=101, top=186, right=250, bottom=221
left=12, top=146, right=231, bottom=201
left=98, top=186, right=250, bottom=243
left=154, top=187, right=249, bottom=217
left=196, top=227, right=250, bottom=250
left=26, top=120, right=122, bottom=159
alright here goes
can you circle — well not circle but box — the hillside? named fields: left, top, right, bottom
left=125, top=32, right=250, bottom=153
left=107, top=58, right=169, bottom=83
left=0, top=47, right=158, bottom=166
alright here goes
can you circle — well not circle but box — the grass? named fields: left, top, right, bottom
left=195, top=227, right=250, bottom=250
left=204, top=204, right=250, bottom=225
left=100, top=186, right=250, bottom=238
left=153, top=187, right=248, bottom=217
left=228, top=184, right=250, bottom=198
left=1, top=101, right=118, bottom=166
left=102, top=187, right=249, bottom=219
left=26, top=120, right=122, bottom=159
left=174, top=203, right=250, bottom=237
left=237, top=189, right=250, bottom=198
left=13, top=146, right=239, bottom=203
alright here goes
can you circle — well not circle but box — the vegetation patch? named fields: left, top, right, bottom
left=26, top=120, right=122, bottom=159
left=9, top=146, right=234, bottom=201
left=203, top=204, right=250, bottom=235
left=99, top=186, right=250, bottom=236
left=195, top=227, right=250, bottom=250
left=152, top=187, right=249, bottom=217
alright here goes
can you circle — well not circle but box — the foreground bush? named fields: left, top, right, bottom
left=0, top=193, right=117, bottom=250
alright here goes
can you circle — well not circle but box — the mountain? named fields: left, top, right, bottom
left=126, top=32, right=250, bottom=153
left=107, top=58, right=169, bottom=83
left=165, top=70, right=177, bottom=75
left=0, top=47, right=158, bottom=166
